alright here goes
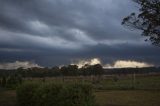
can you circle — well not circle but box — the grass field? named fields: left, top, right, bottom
left=0, top=88, right=17, bottom=106
left=29, top=75, right=160, bottom=90
left=0, top=75, right=160, bottom=106
left=0, top=89, right=160, bottom=106
left=94, top=75, right=160, bottom=90
left=95, top=90, right=160, bottom=106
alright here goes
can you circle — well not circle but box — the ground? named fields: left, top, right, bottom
left=1, top=89, right=160, bottom=106
left=95, top=90, right=160, bottom=106
left=0, top=75, right=160, bottom=106
left=0, top=88, right=17, bottom=106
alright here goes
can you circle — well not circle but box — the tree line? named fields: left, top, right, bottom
left=0, top=64, right=160, bottom=79
left=0, top=64, right=104, bottom=78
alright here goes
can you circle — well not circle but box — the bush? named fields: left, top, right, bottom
left=17, top=82, right=95, bottom=106
left=59, top=83, right=95, bottom=106
left=34, top=83, right=63, bottom=106
left=1, top=76, right=7, bottom=87
left=16, top=82, right=40, bottom=106
left=2, top=74, right=23, bottom=89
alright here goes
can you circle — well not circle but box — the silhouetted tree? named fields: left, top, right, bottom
left=80, top=64, right=91, bottom=76
left=61, top=66, right=68, bottom=76
left=80, top=64, right=104, bottom=76
left=1, top=76, right=7, bottom=87
left=122, top=0, right=160, bottom=46
left=51, top=66, right=61, bottom=76
left=67, top=65, right=78, bottom=76
left=92, top=64, right=104, bottom=76
left=60, top=65, right=79, bottom=76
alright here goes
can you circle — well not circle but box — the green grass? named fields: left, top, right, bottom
left=23, top=75, right=160, bottom=90
left=94, top=75, right=160, bottom=90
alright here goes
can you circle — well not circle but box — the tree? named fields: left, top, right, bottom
left=61, top=66, right=68, bottom=76
left=60, top=65, right=79, bottom=76
left=1, top=76, right=7, bottom=87
left=51, top=66, right=61, bottom=76
left=80, top=64, right=104, bottom=76
left=92, top=64, right=104, bottom=76
left=4, top=73, right=23, bottom=88
left=67, top=65, right=78, bottom=76
left=122, top=0, right=160, bottom=46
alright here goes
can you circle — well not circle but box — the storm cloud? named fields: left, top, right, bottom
left=0, top=0, right=160, bottom=68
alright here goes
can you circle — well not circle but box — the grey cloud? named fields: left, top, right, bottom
left=0, top=0, right=139, bottom=40
left=0, top=0, right=159, bottom=67
left=0, top=42, right=159, bottom=67
left=0, top=61, right=40, bottom=69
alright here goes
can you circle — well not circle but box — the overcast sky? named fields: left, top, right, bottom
left=0, top=0, right=160, bottom=68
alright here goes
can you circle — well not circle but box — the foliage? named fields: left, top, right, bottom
left=0, top=66, right=160, bottom=79
left=17, top=82, right=95, bottom=106
left=16, top=82, right=40, bottom=106
left=0, top=64, right=104, bottom=78
left=0, top=74, right=23, bottom=89
left=6, top=74, right=23, bottom=89
left=122, top=0, right=160, bottom=46
left=80, top=64, right=104, bottom=76
left=93, top=75, right=160, bottom=90
left=1, top=76, right=7, bottom=87
left=1, top=75, right=160, bottom=106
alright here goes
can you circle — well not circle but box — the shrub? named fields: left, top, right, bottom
left=16, top=82, right=40, bottom=106
left=1, top=76, right=7, bottom=87
left=17, top=82, right=95, bottom=106
left=59, top=83, right=95, bottom=106
left=34, top=83, right=63, bottom=106
left=5, top=74, right=23, bottom=89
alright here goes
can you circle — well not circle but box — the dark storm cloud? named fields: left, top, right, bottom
left=0, top=0, right=138, bottom=39
left=1, top=42, right=159, bottom=67
left=0, top=0, right=159, bottom=67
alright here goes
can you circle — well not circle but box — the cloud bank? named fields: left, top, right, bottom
left=0, top=0, right=159, bottom=67
left=0, top=61, right=41, bottom=69
left=104, top=60, right=154, bottom=68
left=73, top=58, right=154, bottom=68
left=72, top=58, right=101, bottom=68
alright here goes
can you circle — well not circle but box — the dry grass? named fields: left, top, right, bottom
left=95, top=90, right=160, bottom=106
left=0, top=89, right=17, bottom=106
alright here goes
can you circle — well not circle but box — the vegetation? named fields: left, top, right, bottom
left=122, top=0, right=160, bottom=46
left=0, top=74, right=22, bottom=89
left=95, top=90, right=160, bottom=106
left=0, top=89, right=17, bottom=106
left=17, top=82, right=95, bottom=106
left=0, top=64, right=104, bottom=78
left=0, top=65, right=160, bottom=79
left=0, top=64, right=160, bottom=106
left=1, top=76, right=7, bottom=87
left=0, top=75, right=160, bottom=106
left=93, top=75, right=160, bottom=90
